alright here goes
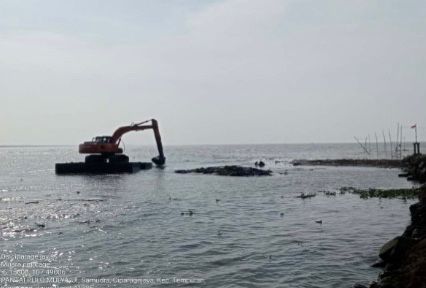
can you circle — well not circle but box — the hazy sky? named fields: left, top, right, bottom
left=1, top=0, right=425, bottom=145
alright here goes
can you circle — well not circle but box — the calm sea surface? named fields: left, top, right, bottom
left=0, top=144, right=417, bottom=287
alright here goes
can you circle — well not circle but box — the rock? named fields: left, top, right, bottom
left=379, top=237, right=400, bottom=262
left=401, top=155, right=426, bottom=183
left=379, top=235, right=418, bottom=264
left=368, top=188, right=426, bottom=288
left=371, top=261, right=386, bottom=268
left=410, top=202, right=426, bottom=227
left=175, top=166, right=272, bottom=177
left=367, top=282, right=381, bottom=288
left=353, top=284, right=368, bottom=288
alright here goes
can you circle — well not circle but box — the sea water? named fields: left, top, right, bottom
left=0, top=144, right=416, bottom=287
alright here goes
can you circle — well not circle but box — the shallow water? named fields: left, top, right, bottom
left=0, top=144, right=416, bottom=287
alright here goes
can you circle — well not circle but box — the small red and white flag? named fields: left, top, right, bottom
left=411, top=124, right=417, bottom=129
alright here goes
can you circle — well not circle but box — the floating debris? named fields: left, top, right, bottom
left=181, top=210, right=194, bottom=216
left=339, top=186, right=356, bottom=194
left=323, top=191, right=337, bottom=196
left=315, top=220, right=323, bottom=224
left=255, top=161, right=265, bottom=168
left=25, top=201, right=40, bottom=205
left=78, top=219, right=101, bottom=225
left=297, top=193, right=317, bottom=199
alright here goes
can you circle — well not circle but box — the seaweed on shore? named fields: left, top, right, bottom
left=339, top=186, right=420, bottom=200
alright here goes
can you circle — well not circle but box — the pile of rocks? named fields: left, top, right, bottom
left=402, top=154, right=426, bottom=183
left=175, top=165, right=272, bottom=177
left=367, top=188, right=426, bottom=288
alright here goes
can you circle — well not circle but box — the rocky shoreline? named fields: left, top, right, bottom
left=365, top=188, right=426, bottom=288
left=402, top=154, right=426, bottom=183
left=364, top=155, right=426, bottom=288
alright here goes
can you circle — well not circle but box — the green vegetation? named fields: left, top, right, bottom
left=339, top=186, right=421, bottom=200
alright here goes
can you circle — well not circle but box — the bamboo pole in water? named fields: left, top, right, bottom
left=382, top=130, right=387, bottom=158
left=396, top=123, right=400, bottom=158
left=375, top=133, right=379, bottom=159
left=400, top=125, right=403, bottom=158
left=354, top=136, right=370, bottom=156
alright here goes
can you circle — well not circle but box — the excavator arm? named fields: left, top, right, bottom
left=110, top=119, right=166, bottom=166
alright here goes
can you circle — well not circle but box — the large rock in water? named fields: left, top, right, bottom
left=175, top=165, right=272, bottom=177
left=379, top=237, right=400, bottom=262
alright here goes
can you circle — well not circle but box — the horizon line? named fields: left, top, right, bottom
left=0, top=141, right=423, bottom=148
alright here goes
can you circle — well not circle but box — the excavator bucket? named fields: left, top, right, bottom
left=152, top=155, right=166, bottom=166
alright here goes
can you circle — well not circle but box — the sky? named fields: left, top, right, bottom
left=0, top=0, right=425, bottom=145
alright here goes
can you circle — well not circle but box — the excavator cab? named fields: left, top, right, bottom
left=93, top=136, right=113, bottom=143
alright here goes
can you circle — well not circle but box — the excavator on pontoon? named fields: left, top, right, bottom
left=55, top=119, right=165, bottom=174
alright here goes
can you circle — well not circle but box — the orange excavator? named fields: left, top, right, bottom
left=78, top=119, right=166, bottom=166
